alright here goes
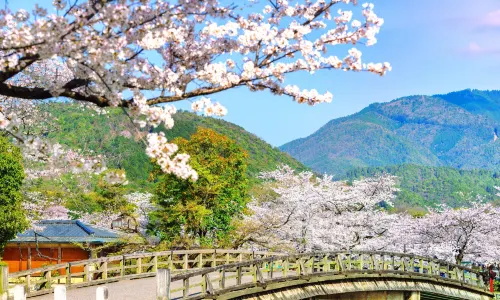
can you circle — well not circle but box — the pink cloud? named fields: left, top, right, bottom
left=463, top=41, right=500, bottom=56
left=483, top=10, right=500, bottom=27
left=468, top=42, right=482, bottom=53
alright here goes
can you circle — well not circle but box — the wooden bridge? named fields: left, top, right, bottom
left=4, top=249, right=495, bottom=299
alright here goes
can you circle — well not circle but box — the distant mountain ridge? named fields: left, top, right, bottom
left=281, top=89, right=500, bottom=177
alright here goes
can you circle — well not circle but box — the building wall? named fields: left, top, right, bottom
left=3, top=243, right=90, bottom=273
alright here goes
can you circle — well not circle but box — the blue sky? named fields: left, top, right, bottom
left=9, top=0, right=500, bottom=146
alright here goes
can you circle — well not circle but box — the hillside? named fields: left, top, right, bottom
left=45, top=104, right=306, bottom=186
left=345, top=164, right=500, bottom=209
left=281, top=89, right=500, bottom=177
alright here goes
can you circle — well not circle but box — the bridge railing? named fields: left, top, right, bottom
left=166, top=251, right=487, bottom=299
left=7, top=249, right=280, bottom=297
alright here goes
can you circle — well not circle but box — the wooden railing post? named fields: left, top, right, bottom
left=156, top=269, right=170, bottom=300
left=283, top=258, right=289, bottom=277
left=102, top=262, right=108, bottom=279
left=197, top=254, right=203, bottom=269
left=153, top=256, right=158, bottom=273
left=299, top=259, right=306, bottom=275
left=255, top=264, right=264, bottom=283
left=26, top=274, right=31, bottom=293
left=183, top=278, right=189, bottom=298
left=219, top=269, right=226, bottom=289
left=66, top=263, right=72, bottom=285
left=183, top=255, right=188, bottom=270
left=137, top=258, right=142, bottom=274
left=204, top=274, right=214, bottom=295
left=212, top=250, right=216, bottom=268
left=168, top=253, right=173, bottom=270
left=236, top=266, right=242, bottom=285
left=44, top=270, right=52, bottom=289
left=120, top=256, right=125, bottom=277
left=0, top=264, right=8, bottom=299
left=84, top=264, right=90, bottom=282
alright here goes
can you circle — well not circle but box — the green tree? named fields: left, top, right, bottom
left=67, top=169, right=132, bottom=216
left=0, top=135, right=27, bottom=254
left=152, top=128, right=249, bottom=247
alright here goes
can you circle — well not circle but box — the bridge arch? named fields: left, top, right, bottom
left=214, top=274, right=492, bottom=300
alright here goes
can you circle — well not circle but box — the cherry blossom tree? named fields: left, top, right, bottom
left=402, top=202, right=500, bottom=264
left=246, top=165, right=399, bottom=252
left=0, top=0, right=390, bottom=179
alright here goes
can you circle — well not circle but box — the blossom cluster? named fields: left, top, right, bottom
left=191, top=97, right=228, bottom=117
left=0, top=0, right=390, bottom=179
left=145, top=132, right=198, bottom=180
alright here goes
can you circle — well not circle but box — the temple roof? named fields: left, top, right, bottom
left=10, top=220, right=120, bottom=244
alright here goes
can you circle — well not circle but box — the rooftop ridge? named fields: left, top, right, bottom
left=76, top=220, right=95, bottom=235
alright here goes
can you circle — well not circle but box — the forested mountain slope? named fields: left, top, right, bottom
left=281, top=90, right=500, bottom=177
left=46, top=104, right=306, bottom=186
left=345, top=164, right=500, bottom=209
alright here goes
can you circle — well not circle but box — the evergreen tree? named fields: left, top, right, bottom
left=0, top=135, right=26, bottom=254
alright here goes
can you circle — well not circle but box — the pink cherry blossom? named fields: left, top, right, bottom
left=0, top=0, right=390, bottom=179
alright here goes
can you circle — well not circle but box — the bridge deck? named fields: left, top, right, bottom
left=29, top=273, right=250, bottom=300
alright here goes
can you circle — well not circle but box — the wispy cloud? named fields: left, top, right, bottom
left=467, top=42, right=482, bottom=53
left=462, top=9, right=500, bottom=56
left=463, top=41, right=500, bottom=56
left=481, top=10, right=500, bottom=28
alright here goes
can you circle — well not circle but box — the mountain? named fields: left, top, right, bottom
left=45, top=104, right=306, bottom=186
left=281, top=89, right=500, bottom=177
left=345, top=164, right=500, bottom=209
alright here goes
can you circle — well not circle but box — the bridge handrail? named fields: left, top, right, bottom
left=291, top=250, right=479, bottom=273
left=165, top=251, right=488, bottom=299
left=7, top=250, right=489, bottom=298
left=170, top=252, right=478, bottom=279
left=7, top=248, right=281, bottom=296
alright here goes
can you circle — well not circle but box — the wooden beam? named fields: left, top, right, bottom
left=27, top=247, right=31, bottom=270
left=57, top=245, right=62, bottom=264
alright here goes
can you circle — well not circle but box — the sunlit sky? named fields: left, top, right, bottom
left=9, top=0, right=500, bottom=146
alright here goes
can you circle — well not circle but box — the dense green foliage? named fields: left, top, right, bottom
left=26, top=168, right=133, bottom=218
left=281, top=90, right=500, bottom=177
left=0, top=135, right=27, bottom=254
left=45, top=104, right=153, bottom=187
left=151, top=128, right=249, bottom=247
left=45, top=104, right=306, bottom=187
left=436, top=89, right=500, bottom=123
left=346, top=164, right=500, bottom=209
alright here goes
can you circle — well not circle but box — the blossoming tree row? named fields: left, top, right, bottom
left=247, top=166, right=500, bottom=264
